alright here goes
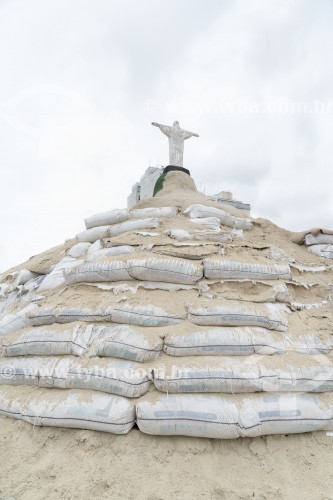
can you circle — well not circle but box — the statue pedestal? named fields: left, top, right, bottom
left=163, top=165, right=191, bottom=176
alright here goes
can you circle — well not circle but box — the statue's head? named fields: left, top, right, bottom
left=173, top=120, right=179, bottom=127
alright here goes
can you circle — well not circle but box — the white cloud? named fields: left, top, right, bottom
left=0, top=0, right=333, bottom=271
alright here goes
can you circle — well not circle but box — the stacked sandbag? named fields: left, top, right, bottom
left=0, top=356, right=151, bottom=397
left=303, top=231, right=333, bottom=260
left=188, top=303, right=288, bottom=331
left=163, top=327, right=333, bottom=356
left=0, top=323, right=163, bottom=362
left=151, top=354, right=333, bottom=393
left=184, top=204, right=252, bottom=230
left=136, top=392, right=333, bottom=438
left=203, top=259, right=291, bottom=280
left=28, top=304, right=186, bottom=327
left=64, top=258, right=203, bottom=285
left=0, top=385, right=135, bottom=434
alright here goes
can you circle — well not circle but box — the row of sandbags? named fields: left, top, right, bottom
left=1, top=324, right=331, bottom=361
left=64, top=258, right=291, bottom=285
left=78, top=204, right=252, bottom=243
left=1, top=385, right=333, bottom=438
left=1, top=353, right=332, bottom=396
left=0, top=302, right=288, bottom=336
left=84, top=204, right=252, bottom=231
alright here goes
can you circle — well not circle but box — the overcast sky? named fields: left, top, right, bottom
left=1, top=0, right=333, bottom=272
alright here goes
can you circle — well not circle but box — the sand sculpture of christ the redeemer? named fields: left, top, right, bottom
left=151, top=120, right=199, bottom=168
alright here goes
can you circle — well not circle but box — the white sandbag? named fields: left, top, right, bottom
left=0, top=323, right=163, bottom=361
left=165, top=229, right=233, bottom=243
left=0, top=356, right=151, bottom=397
left=1, top=323, right=92, bottom=357
left=308, top=244, right=333, bottom=259
left=0, top=270, right=39, bottom=294
left=109, top=218, right=160, bottom=236
left=152, top=356, right=333, bottom=394
left=294, top=334, right=333, bottom=355
left=190, top=217, right=221, bottom=231
left=29, top=306, right=114, bottom=326
left=87, top=239, right=104, bottom=254
left=0, top=357, right=70, bottom=388
left=85, top=208, right=129, bottom=229
left=203, top=259, right=291, bottom=280
left=67, top=358, right=151, bottom=398
left=109, top=304, right=186, bottom=327
left=38, top=257, right=84, bottom=291
left=127, top=258, right=203, bottom=284
left=130, top=207, right=178, bottom=219
left=89, top=324, right=163, bottom=362
left=184, top=204, right=252, bottom=230
left=29, top=304, right=186, bottom=327
left=67, top=242, right=91, bottom=258
left=153, top=357, right=261, bottom=393
left=86, top=246, right=134, bottom=262
left=261, top=364, right=333, bottom=393
left=0, top=304, right=35, bottom=336
left=77, top=226, right=111, bottom=243
left=165, top=229, right=192, bottom=240
left=64, top=261, right=133, bottom=284
left=0, top=385, right=135, bottom=434
left=188, top=303, right=288, bottom=331
left=136, top=393, right=333, bottom=438
left=305, top=233, right=333, bottom=246
left=163, top=326, right=285, bottom=356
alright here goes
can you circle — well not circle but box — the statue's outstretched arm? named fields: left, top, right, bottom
left=183, top=129, right=199, bottom=140
left=151, top=122, right=171, bottom=137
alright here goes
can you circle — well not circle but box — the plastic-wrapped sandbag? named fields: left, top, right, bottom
left=29, top=304, right=186, bottom=327
left=189, top=217, right=221, bottom=231
left=0, top=304, right=35, bottom=336
left=79, top=219, right=160, bottom=242
left=130, top=207, right=178, bottom=219
left=85, top=208, right=129, bottom=229
left=77, top=226, right=111, bottom=243
left=108, top=304, right=186, bottom=327
left=152, top=356, right=333, bottom=393
left=164, top=326, right=285, bottom=356
left=184, top=204, right=252, bottom=230
left=67, top=242, right=91, bottom=258
left=203, top=259, right=291, bottom=280
left=88, top=324, right=163, bottom=362
left=188, top=303, right=288, bottom=331
left=66, top=358, right=151, bottom=397
left=0, top=385, right=135, bottom=434
left=109, top=218, right=160, bottom=236
left=64, top=261, right=133, bottom=284
left=305, top=233, right=333, bottom=246
left=308, top=244, right=333, bottom=259
left=0, top=357, right=70, bottom=388
left=127, top=258, right=203, bottom=284
left=136, top=392, right=333, bottom=438
left=87, top=239, right=104, bottom=254
left=86, top=246, right=134, bottom=262
left=1, top=323, right=92, bottom=357
left=38, top=257, right=84, bottom=291
left=165, top=229, right=233, bottom=243
left=8, top=270, right=39, bottom=287
left=0, top=356, right=151, bottom=397
left=0, top=322, right=163, bottom=361
left=295, top=334, right=333, bottom=355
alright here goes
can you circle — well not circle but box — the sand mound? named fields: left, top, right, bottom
left=1, top=171, right=333, bottom=498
